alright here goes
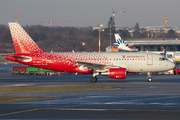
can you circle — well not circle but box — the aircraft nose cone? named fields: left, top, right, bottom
left=169, top=62, right=175, bottom=69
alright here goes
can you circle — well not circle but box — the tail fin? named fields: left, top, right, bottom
left=8, top=22, right=45, bottom=54
left=114, top=34, right=128, bottom=48
left=114, top=34, right=137, bottom=52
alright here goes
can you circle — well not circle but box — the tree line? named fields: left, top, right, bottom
left=0, top=23, right=179, bottom=53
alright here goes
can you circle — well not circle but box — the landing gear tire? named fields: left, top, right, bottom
left=148, top=77, right=152, bottom=82
left=90, top=77, right=97, bottom=83
left=147, top=72, right=152, bottom=82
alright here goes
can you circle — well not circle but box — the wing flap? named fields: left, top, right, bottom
left=74, top=61, right=120, bottom=72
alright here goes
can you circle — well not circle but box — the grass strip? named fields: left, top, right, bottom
left=0, top=97, right=56, bottom=103
left=0, top=87, right=114, bottom=93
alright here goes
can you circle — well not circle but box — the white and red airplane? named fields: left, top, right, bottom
left=6, top=22, right=175, bottom=82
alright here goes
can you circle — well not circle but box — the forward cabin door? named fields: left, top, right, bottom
left=147, top=54, right=153, bottom=65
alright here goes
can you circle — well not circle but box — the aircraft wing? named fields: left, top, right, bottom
left=75, top=61, right=120, bottom=72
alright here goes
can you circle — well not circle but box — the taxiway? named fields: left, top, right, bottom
left=0, top=67, right=180, bottom=119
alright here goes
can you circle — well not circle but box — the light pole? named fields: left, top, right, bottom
left=108, top=27, right=113, bottom=47
left=110, top=28, right=111, bottom=46
left=97, top=23, right=103, bottom=52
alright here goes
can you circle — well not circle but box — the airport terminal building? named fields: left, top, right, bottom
left=124, top=39, right=180, bottom=51
left=94, top=25, right=180, bottom=52
left=106, top=38, right=180, bottom=52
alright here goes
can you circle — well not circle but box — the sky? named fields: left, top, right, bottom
left=1, top=0, right=180, bottom=30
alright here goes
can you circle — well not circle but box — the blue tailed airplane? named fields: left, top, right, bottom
left=111, top=34, right=138, bottom=52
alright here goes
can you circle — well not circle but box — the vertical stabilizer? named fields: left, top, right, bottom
left=114, top=34, right=137, bottom=52
left=8, top=22, right=45, bottom=54
left=114, top=34, right=128, bottom=48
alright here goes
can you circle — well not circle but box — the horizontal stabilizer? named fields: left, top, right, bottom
left=8, top=55, right=32, bottom=61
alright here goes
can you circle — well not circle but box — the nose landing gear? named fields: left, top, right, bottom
left=147, top=72, right=152, bottom=82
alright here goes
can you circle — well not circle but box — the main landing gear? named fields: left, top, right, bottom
left=90, top=76, right=97, bottom=83
left=147, top=72, right=152, bottom=82
left=90, top=73, right=98, bottom=83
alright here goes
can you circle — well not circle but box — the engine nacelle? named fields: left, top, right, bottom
left=101, top=68, right=126, bottom=79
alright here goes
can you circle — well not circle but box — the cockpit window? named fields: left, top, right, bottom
left=159, top=57, right=168, bottom=61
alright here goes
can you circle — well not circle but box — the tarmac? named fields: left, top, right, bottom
left=0, top=66, right=180, bottom=119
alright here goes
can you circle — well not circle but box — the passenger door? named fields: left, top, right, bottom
left=147, top=54, right=153, bottom=65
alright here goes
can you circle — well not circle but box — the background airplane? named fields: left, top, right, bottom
left=112, top=34, right=180, bottom=63
left=111, top=34, right=138, bottom=52
left=6, top=22, right=175, bottom=82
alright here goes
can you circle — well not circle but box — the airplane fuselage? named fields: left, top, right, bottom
left=6, top=22, right=175, bottom=82
left=6, top=52, right=174, bottom=73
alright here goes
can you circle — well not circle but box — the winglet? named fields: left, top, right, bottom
left=8, top=22, right=45, bottom=54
